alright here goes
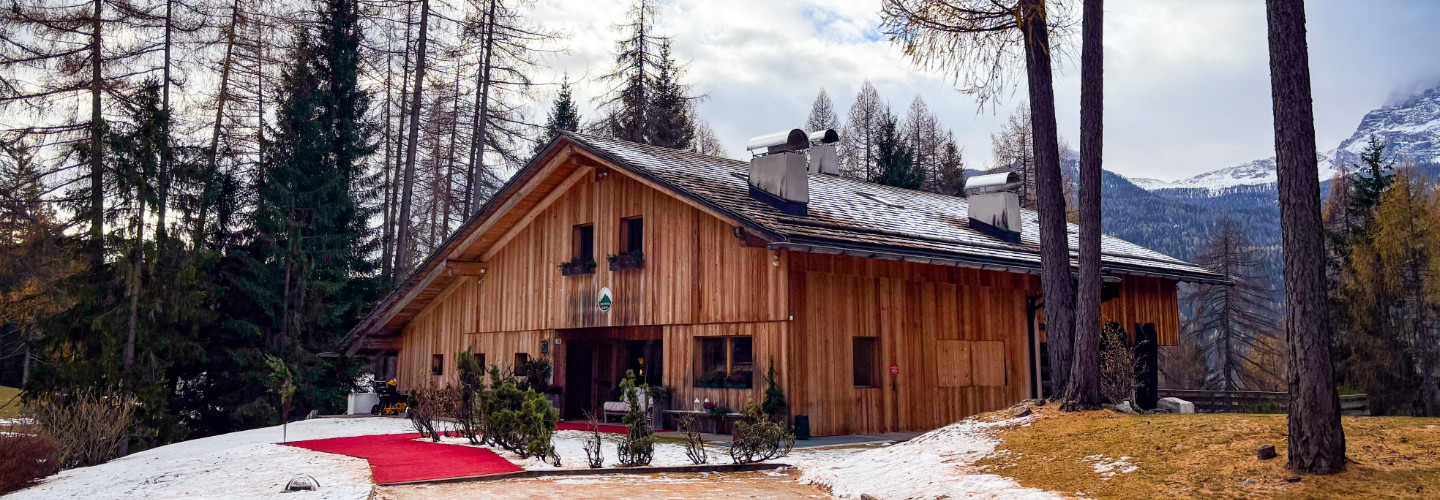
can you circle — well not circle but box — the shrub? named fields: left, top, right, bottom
left=678, top=414, right=708, bottom=465
left=455, top=350, right=486, bottom=444
left=729, top=401, right=794, bottom=464
left=408, top=384, right=458, bottom=442
left=26, top=391, right=134, bottom=469
left=481, top=367, right=559, bottom=463
left=1100, top=322, right=1140, bottom=404
left=760, top=361, right=788, bottom=420
left=0, top=433, right=61, bottom=493
left=581, top=410, right=604, bottom=468
left=615, top=370, right=654, bottom=467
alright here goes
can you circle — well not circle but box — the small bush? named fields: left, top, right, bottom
left=0, top=433, right=61, bottom=493
left=616, top=370, right=654, bottom=467
left=26, top=391, right=134, bottom=469
left=408, top=385, right=458, bottom=442
left=760, top=361, right=788, bottom=420
left=729, top=401, right=794, bottom=464
left=481, top=367, right=559, bottom=463
left=1100, top=322, right=1139, bottom=404
left=679, top=415, right=708, bottom=465
left=581, top=410, right=604, bottom=468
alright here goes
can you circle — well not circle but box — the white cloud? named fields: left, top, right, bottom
left=524, top=0, right=1440, bottom=181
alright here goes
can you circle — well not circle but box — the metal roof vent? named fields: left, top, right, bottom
left=965, top=172, right=1022, bottom=243
left=807, top=129, right=840, bottom=175
left=746, top=129, right=811, bottom=216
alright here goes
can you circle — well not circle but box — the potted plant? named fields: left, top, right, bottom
left=606, top=249, right=645, bottom=271
left=727, top=369, right=753, bottom=389
left=699, top=369, right=728, bottom=388
left=558, top=257, right=596, bottom=276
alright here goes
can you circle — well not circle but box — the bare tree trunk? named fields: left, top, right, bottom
left=394, top=0, right=430, bottom=285
left=1265, top=0, right=1345, bottom=475
left=89, top=0, right=105, bottom=270
left=156, top=0, right=173, bottom=241
left=124, top=196, right=145, bottom=374
left=380, top=49, right=398, bottom=282
left=443, top=70, right=460, bottom=234
left=467, top=0, right=497, bottom=214
left=195, top=0, right=242, bottom=249
left=1064, top=0, right=1103, bottom=409
left=1019, top=0, right=1076, bottom=396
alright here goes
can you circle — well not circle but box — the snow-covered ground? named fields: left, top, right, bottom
left=429, top=429, right=701, bottom=469
left=795, top=414, right=1067, bottom=500
left=4, top=416, right=415, bottom=500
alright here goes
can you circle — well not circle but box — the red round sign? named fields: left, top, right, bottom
left=889, top=364, right=899, bottom=375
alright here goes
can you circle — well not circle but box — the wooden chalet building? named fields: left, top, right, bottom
left=341, top=131, right=1222, bottom=437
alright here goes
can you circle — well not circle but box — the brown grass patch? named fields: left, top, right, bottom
left=976, top=404, right=1440, bottom=499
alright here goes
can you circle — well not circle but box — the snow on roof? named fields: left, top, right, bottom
left=568, top=132, right=1220, bottom=282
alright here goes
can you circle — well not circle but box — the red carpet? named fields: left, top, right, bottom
left=556, top=422, right=628, bottom=434
left=288, top=433, right=522, bottom=484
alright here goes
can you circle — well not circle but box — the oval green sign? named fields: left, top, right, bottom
left=598, top=287, right=613, bottom=312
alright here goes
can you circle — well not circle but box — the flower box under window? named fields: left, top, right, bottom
left=559, top=257, right=596, bottom=276
left=607, top=249, right=645, bottom=271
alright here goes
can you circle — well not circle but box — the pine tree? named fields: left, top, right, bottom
left=932, top=132, right=967, bottom=196
left=1340, top=167, right=1440, bottom=416
left=535, top=76, right=581, bottom=155
left=234, top=0, right=379, bottom=422
left=645, top=41, right=696, bottom=150
left=874, top=111, right=923, bottom=190
left=599, top=0, right=666, bottom=144
left=1347, top=134, right=1393, bottom=236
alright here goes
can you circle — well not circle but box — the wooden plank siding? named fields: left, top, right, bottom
left=1036, top=275, right=1181, bottom=346
left=786, top=253, right=1035, bottom=436
left=387, top=152, right=1185, bottom=437
left=393, top=157, right=787, bottom=389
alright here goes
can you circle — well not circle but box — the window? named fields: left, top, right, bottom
left=574, top=224, right=594, bottom=262
left=694, top=336, right=753, bottom=389
left=853, top=337, right=879, bottom=387
left=621, top=217, right=644, bottom=253
left=610, top=217, right=646, bottom=271
left=514, top=352, right=529, bottom=369
left=476, top=353, right=486, bottom=370
left=561, top=224, right=596, bottom=276
left=431, top=354, right=444, bottom=376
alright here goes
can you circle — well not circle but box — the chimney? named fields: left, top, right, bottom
left=965, top=172, right=1022, bottom=243
left=745, top=129, right=812, bottom=216
left=807, top=129, right=841, bottom=175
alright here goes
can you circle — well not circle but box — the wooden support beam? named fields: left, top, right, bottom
left=481, top=166, right=592, bottom=262
left=445, top=260, right=488, bottom=277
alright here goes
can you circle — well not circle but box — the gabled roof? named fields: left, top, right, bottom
left=570, top=132, right=1220, bottom=282
left=342, top=133, right=1221, bottom=352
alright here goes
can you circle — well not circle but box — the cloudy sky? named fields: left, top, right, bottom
left=524, top=0, right=1440, bottom=181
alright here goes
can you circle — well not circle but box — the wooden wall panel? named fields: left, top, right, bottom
left=788, top=253, right=1033, bottom=437
left=1037, top=276, right=1180, bottom=346
left=467, top=169, right=785, bottom=334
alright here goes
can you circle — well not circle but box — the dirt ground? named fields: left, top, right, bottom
left=978, top=403, right=1440, bottom=499
left=374, top=469, right=833, bottom=499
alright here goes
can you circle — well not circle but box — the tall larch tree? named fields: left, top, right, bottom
left=806, top=88, right=839, bottom=132
left=1064, top=0, right=1103, bottom=409
left=599, top=0, right=665, bottom=144
left=841, top=81, right=884, bottom=181
left=1265, top=0, right=1346, bottom=474
left=882, top=0, right=1078, bottom=393
left=1184, top=216, right=1282, bottom=391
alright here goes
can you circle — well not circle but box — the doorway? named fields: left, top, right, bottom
left=559, top=327, right=663, bottom=420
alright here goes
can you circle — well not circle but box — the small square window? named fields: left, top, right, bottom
left=431, top=354, right=444, bottom=376
left=514, top=352, right=529, bottom=368
left=853, top=337, right=879, bottom=387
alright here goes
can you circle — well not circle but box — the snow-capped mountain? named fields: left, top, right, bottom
left=1131, top=83, right=1440, bottom=194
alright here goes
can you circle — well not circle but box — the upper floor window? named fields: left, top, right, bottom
left=431, top=354, right=444, bottom=376
left=560, top=224, right=596, bottom=276
left=610, top=217, right=645, bottom=271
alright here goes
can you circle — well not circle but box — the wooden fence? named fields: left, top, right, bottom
left=1156, top=389, right=1369, bottom=415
